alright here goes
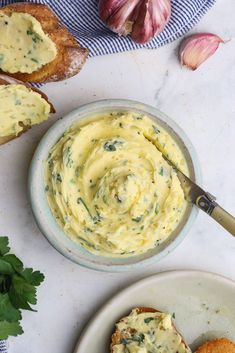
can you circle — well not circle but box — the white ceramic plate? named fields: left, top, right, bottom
left=74, top=270, right=235, bottom=353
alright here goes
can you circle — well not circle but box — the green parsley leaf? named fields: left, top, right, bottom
left=0, top=259, right=14, bottom=275
left=0, top=237, right=10, bottom=256
left=0, top=320, right=23, bottom=340
left=0, top=293, right=21, bottom=322
left=3, top=254, right=23, bottom=273
left=21, top=269, right=45, bottom=286
left=0, top=236, right=45, bottom=339
left=9, top=275, right=37, bottom=311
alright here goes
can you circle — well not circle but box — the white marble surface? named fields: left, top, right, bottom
left=0, top=0, right=235, bottom=351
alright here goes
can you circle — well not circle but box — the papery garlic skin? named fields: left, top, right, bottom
left=179, top=33, right=224, bottom=70
left=132, top=0, right=171, bottom=44
left=99, top=0, right=140, bottom=36
left=98, top=0, right=171, bottom=44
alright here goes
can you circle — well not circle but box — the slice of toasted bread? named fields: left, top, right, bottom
left=111, top=307, right=191, bottom=352
left=195, top=338, right=235, bottom=353
left=0, top=74, right=55, bottom=145
left=0, top=3, right=89, bottom=82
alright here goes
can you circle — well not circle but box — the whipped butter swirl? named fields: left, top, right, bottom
left=44, top=111, right=188, bottom=256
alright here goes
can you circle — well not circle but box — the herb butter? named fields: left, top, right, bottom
left=44, top=112, right=189, bottom=257
left=113, top=309, right=191, bottom=353
left=0, top=12, right=57, bottom=74
left=0, top=84, right=51, bottom=137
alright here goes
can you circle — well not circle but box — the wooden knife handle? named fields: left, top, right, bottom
left=197, top=195, right=235, bottom=237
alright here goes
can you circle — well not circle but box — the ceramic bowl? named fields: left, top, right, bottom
left=28, top=99, right=201, bottom=272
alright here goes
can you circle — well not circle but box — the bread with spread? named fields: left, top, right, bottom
left=111, top=307, right=191, bottom=353
left=0, top=75, right=55, bottom=145
left=195, top=338, right=235, bottom=353
left=0, top=3, right=89, bottom=82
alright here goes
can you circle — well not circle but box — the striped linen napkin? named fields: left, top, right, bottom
left=0, top=0, right=215, bottom=350
left=0, top=341, right=7, bottom=353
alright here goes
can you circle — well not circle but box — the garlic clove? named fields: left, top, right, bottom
left=98, top=0, right=123, bottom=22
left=179, top=33, right=224, bottom=70
left=132, top=0, right=171, bottom=44
left=131, top=1, right=154, bottom=44
left=99, top=0, right=140, bottom=36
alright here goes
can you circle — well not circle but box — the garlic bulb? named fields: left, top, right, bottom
left=98, top=0, right=171, bottom=44
left=179, top=33, right=224, bottom=70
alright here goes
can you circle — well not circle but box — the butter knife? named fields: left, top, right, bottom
left=164, top=158, right=235, bottom=236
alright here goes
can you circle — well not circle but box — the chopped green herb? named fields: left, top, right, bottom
left=115, top=194, right=122, bottom=203
left=132, top=216, right=142, bottom=223
left=30, top=58, right=39, bottom=63
left=102, top=195, right=107, bottom=204
left=104, top=140, right=124, bottom=152
left=26, top=29, right=34, bottom=36
left=133, top=333, right=145, bottom=343
left=75, top=166, right=82, bottom=177
left=27, top=29, right=42, bottom=43
left=77, top=198, right=101, bottom=224
left=155, top=240, right=161, bottom=246
left=56, top=174, right=62, bottom=183
left=116, top=112, right=124, bottom=116
left=77, top=197, right=93, bottom=219
left=0, top=54, right=4, bottom=64
left=159, top=167, right=164, bottom=176
left=15, top=99, right=21, bottom=106
left=144, top=317, right=155, bottom=324
left=135, top=115, right=143, bottom=120
left=121, top=338, right=129, bottom=345
left=153, top=125, right=161, bottom=134
left=172, top=312, right=176, bottom=319
left=64, top=147, right=73, bottom=168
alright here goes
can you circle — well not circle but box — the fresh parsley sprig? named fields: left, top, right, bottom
left=0, top=236, right=44, bottom=340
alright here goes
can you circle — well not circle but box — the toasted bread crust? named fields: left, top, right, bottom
left=0, top=75, right=55, bottom=145
left=0, top=3, right=89, bottom=82
left=111, top=307, right=189, bottom=352
left=195, top=338, right=235, bottom=353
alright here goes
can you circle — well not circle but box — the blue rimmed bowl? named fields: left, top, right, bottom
left=28, top=99, right=201, bottom=272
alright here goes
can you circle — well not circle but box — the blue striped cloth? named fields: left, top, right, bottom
left=0, top=0, right=216, bottom=57
left=0, top=0, right=215, bottom=351
left=0, top=341, right=7, bottom=353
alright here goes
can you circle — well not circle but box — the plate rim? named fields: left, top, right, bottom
left=73, top=269, right=235, bottom=353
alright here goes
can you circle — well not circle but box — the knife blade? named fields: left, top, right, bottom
left=175, top=169, right=216, bottom=215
